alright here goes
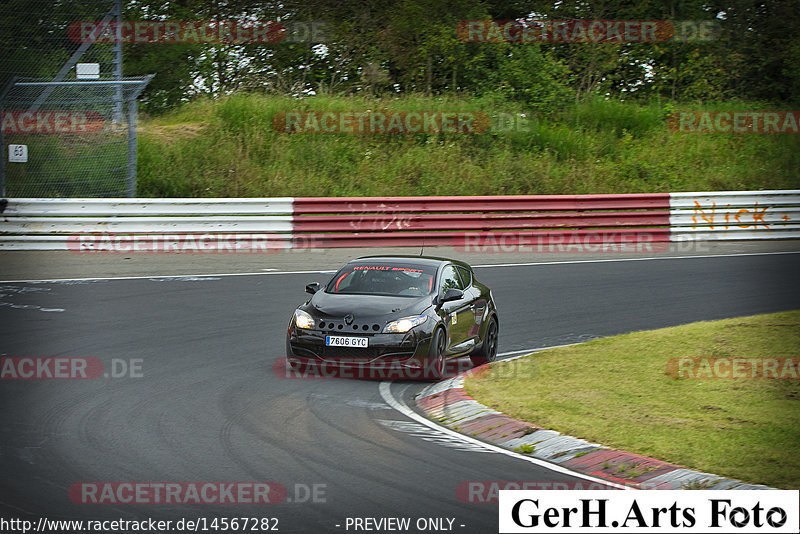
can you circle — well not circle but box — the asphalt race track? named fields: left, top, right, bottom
left=1, top=250, right=799, bottom=532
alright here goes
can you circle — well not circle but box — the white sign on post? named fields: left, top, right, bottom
left=8, top=144, right=28, bottom=163
left=76, top=63, right=100, bottom=79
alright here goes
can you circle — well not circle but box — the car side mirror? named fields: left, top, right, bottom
left=305, top=282, right=321, bottom=295
left=440, top=288, right=463, bottom=303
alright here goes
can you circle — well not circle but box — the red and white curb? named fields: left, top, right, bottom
left=416, top=369, right=774, bottom=490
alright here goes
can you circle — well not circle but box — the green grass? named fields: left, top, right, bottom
left=136, top=93, right=800, bottom=197
left=463, top=311, right=800, bottom=489
left=515, top=443, right=536, bottom=455
left=6, top=131, right=129, bottom=197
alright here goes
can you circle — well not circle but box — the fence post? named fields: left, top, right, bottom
left=127, top=98, right=138, bottom=197
left=0, top=110, right=5, bottom=198
left=113, top=0, right=123, bottom=124
left=0, top=78, right=14, bottom=198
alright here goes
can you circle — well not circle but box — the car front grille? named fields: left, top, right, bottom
left=318, top=322, right=382, bottom=332
left=290, top=343, right=415, bottom=363
left=321, top=346, right=379, bottom=360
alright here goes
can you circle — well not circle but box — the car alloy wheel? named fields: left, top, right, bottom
left=430, top=328, right=446, bottom=380
left=471, top=317, right=498, bottom=366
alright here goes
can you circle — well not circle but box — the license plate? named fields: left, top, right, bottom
left=325, top=335, right=368, bottom=348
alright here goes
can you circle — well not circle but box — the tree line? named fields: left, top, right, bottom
left=3, top=0, right=798, bottom=113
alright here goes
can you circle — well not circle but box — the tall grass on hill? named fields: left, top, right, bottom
left=137, top=93, right=800, bottom=197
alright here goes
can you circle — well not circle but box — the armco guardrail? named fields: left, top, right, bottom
left=0, top=198, right=294, bottom=251
left=292, top=194, right=671, bottom=247
left=670, top=191, right=800, bottom=241
left=0, top=191, right=798, bottom=251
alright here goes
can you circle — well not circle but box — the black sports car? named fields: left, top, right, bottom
left=285, top=256, right=499, bottom=379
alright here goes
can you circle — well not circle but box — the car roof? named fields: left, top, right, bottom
left=349, top=255, right=473, bottom=271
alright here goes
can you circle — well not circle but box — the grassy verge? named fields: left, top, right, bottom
left=463, top=311, right=800, bottom=489
left=137, top=93, right=800, bottom=197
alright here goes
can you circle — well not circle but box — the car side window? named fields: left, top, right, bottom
left=440, top=265, right=465, bottom=294
left=455, top=266, right=472, bottom=288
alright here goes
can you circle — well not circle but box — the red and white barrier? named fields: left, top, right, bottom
left=669, top=190, right=800, bottom=241
left=0, top=191, right=797, bottom=250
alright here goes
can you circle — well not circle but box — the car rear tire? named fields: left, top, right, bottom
left=429, top=327, right=447, bottom=380
left=470, top=317, right=498, bottom=366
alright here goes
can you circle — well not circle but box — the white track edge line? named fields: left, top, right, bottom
left=0, top=270, right=337, bottom=283
left=498, top=344, right=581, bottom=360
left=471, top=250, right=800, bottom=268
left=1, top=250, right=797, bottom=283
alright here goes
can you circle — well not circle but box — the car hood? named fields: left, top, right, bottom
left=308, top=291, right=431, bottom=319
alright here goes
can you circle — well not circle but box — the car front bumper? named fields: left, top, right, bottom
left=287, top=327, right=433, bottom=367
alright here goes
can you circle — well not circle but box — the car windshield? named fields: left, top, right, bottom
left=326, top=262, right=438, bottom=297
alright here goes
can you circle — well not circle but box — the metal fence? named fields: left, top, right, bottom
left=1, top=76, right=151, bottom=197
left=0, top=0, right=154, bottom=198
left=0, top=0, right=119, bottom=94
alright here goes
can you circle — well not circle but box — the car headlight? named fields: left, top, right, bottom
left=294, top=309, right=315, bottom=329
left=383, top=315, right=427, bottom=333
